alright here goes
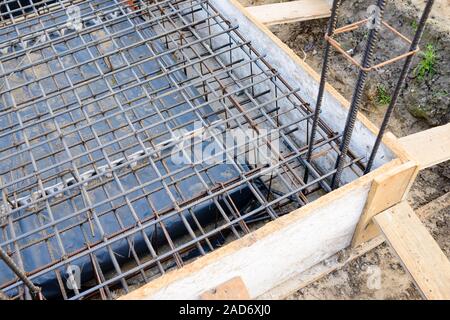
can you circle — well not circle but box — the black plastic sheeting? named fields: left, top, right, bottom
left=0, top=1, right=259, bottom=299
left=28, top=187, right=254, bottom=299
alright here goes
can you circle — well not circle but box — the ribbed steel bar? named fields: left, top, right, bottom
left=331, top=0, right=387, bottom=189
left=0, top=246, right=42, bottom=299
left=304, top=0, right=341, bottom=182
left=364, top=0, right=435, bottom=173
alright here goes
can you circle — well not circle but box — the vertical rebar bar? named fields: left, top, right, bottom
left=331, top=0, right=387, bottom=189
left=0, top=247, right=42, bottom=300
left=364, top=0, right=435, bottom=173
left=304, top=0, right=342, bottom=182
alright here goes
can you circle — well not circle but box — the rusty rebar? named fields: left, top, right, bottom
left=365, top=0, right=436, bottom=173
left=331, top=0, right=387, bottom=189
left=304, top=0, right=342, bottom=182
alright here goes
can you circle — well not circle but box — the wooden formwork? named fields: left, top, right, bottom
left=120, top=0, right=450, bottom=300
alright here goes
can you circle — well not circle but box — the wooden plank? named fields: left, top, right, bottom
left=200, top=277, right=250, bottom=300
left=246, top=0, right=331, bottom=26
left=374, top=202, right=450, bottom=300
left=415, top=191, right=450, bottom=220
left=399, top=123, right=450, bottom=169
left=351, top=161, right=418, bottom=247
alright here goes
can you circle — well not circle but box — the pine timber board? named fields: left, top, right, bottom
left=374, top=202, right=450, bottom=300
left=399, top=123, right=450, bottom=169
left=245, top=0, right=331, bottom=26
left=351, top=161, right=419, bottom=247
left=415, top=191, right=450, bottom=220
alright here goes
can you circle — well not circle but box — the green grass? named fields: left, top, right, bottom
left=376, top=85, right=392, bottom=105
left=415, top=44, right=437, bottom=81
left=434, top=89, right=448, bottom=98
left=411, top=20, right=418, bottom=31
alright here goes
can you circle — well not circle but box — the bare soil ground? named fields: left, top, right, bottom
left=238, top=0, right=450, bottom=300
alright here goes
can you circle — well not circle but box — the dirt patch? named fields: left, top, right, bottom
left=238, top=0, right=450, bottom=300
left=289, top=243, right=422, bottom=300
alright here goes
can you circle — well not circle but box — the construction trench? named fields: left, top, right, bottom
left=0, top=0, right=442, bottom=300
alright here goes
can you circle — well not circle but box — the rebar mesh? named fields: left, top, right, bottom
left=0, top=0, right=363, bottom=300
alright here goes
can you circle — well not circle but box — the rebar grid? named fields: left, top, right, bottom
left=0, top=0, right=362, bottom=300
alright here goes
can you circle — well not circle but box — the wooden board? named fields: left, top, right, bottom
left=415, top=191, right=450, bottom=220
left=399, top=123, right=450, bottom=169
left=374, top=202, right=450, bottom=300
left=246, top=0, right=331, bottom=26
left=351, top=161, right=418, bottom=246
